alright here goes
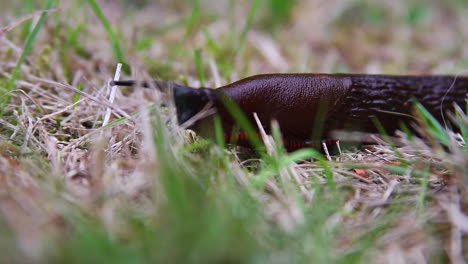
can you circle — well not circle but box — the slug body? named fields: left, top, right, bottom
left=113, top=74, right=468, bottom=149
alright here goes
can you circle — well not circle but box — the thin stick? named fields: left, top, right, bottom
left=33, top=98, right=85, bottom=130
left=102, top=63, right=122, bottom=127
left=209, top=58, right=221, bottom=87
left=322, top=141, right=332, bottom=161
left=253, top=112, right=274, bottom=154
left=28, top=76, right=132, bottom=121
left=0, top=9, right=59, bottom=36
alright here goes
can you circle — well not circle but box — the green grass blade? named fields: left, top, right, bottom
left=372, top=117, right=409, bottom=166
left=73, top=82, right=83, bottom=105
left=217, top=94, right=264, bottom=152
left=214, top=115, right=226, bottom=149
left=179, top=138, right=211, bottom=153
left=20, top=0, right=35, bottom=40
left=103, top=105, right=156, bottom=129
left=194, top=49, right=205, bottom=87
left=0, top=0, right=56, bottom=115
left=321, top=160, right=336, bottom=193
left=280, top=148, right=324, bottom=166
left=185, top=0, right=200, bottom=37
left=237, top=0, right=261, bottom=52
left=454, top=106, right=468, bottom=147
left=416, top=167, right=430, bottom=216
left=87, top=0, right=125, bottom=63
left=202, top=28, right=220, bottom=54
left=413, top=101, right=451, bottom=146
left=267, top=0, right=296, bottom=30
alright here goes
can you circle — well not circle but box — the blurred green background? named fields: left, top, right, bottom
left=0, top=1, right=467, bottom=263
left=3, top=0, right=468, bottom=83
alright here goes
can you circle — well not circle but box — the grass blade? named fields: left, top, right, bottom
left=0, top=0, right=56, bottom=115
left=87, top=0, right=125, bottom=64
left=214, top=115, right=226, bottom=149
left=237, top=0, right=260, bottom=52
left=185, top=0, right=200, bottom=37
left=217, top=94, right=264, bottom=152
left=413, top=101, right=450, bottom=146
left=20, top=0, right=35, bottom=40
left=194, top=49, right=205, bottom=87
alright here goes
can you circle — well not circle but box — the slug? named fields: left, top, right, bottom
left=112, top=74, right=468, bottom=150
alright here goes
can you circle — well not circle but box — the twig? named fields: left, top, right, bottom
left=0, top=9, right=60, bottom=36
left=102, top=63, right=122, bottom=127
left=322, top=141, right=332, bottom=161
left=253, top=112, right=274, bottom=154
left=35, top=99, right=85, bottom=124
left=28, top=75, right=132, bottom=122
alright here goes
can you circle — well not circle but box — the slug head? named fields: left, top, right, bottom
left=172, top=84, right=217, bottom=127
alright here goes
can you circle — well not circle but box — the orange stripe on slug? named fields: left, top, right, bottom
left=241, top=132, right=247, bottom=141
left=225, top=133, right=239, bottom=141
left=224, top=132, right=335, bottom=150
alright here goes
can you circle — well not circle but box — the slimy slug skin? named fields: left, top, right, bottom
left=112, top=74, right=468, bottom=149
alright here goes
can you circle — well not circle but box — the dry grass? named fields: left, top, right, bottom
left=0, top=0, right=467, bottom=263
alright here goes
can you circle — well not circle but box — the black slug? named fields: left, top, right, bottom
left=112, top=74, right=468, bottom=149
